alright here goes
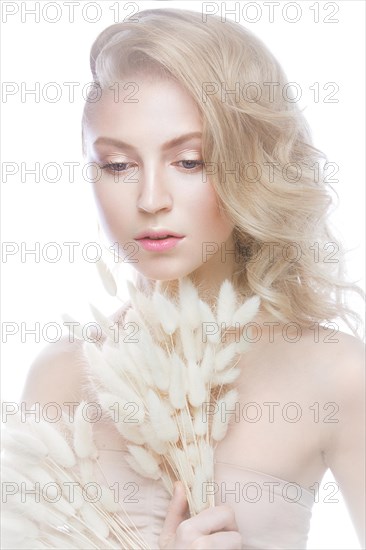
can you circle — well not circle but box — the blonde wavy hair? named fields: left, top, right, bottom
left=82, top=7, right=364, bottom=339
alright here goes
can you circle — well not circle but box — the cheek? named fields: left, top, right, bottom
left=93, top=182, right=131, bottom=215
left=92, top=183, right=133, bottom=241
left=188, top=184, right=233, bottom=236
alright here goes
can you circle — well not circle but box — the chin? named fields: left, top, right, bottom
left=134, top=262, right=201, bottom=282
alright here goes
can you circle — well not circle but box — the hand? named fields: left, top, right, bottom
left=159, top=481, right=243, bottom=550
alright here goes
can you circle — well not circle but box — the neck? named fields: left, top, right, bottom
left=133, top=271, right=248, bottom=309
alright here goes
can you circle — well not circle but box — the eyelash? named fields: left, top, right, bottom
left=100, top=160, right=204, bottom=173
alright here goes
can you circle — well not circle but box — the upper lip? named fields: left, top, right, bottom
left=134, top=228, right=185, bottom=239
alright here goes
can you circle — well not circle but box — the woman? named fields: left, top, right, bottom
left=18, top=7, right=364, bottom=550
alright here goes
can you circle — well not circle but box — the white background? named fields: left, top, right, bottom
left=1, top=1, right=365, bottom=549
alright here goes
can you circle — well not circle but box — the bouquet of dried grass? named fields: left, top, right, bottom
left=1, top=262, right=260, bottom=548
left=82, top=263, right=260, bottom=516
left=1, top=404, right=150, bottom=549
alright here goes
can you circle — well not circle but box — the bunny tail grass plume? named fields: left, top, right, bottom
left=176, top=408, right=195, bottom=443
left=187, top=361, right=206, bottom=408
left=97, top=391, right=145, bottom=424
left=178, top=277, right=201, bottom=330
left=198, top=300, right=221, bottom=344
left=147, top=389, right=179, bottom=443
left=73, top=401, right=98, bottom=459
left=24, top=464, right=60, bottom=489
left=120, top=340, right=155, bottom=388
left=61, top=313, right=85, bottom=340
left=84, top=342, right=146, bottom=415
left=97, top=342, right=132, bottom=374
left=126, top=280, right=161, bottom=336
left=200, top=344, right=215, bottom=383
left=216, top=279, right=237, bottom=326
left=30, top=419, right=75, bottom=468
left=114, top=420, right=146, bottom=445
left=180, top=322, right=200, bottom=363
left=126, top=277, right=138, bottom=304
left=168, top=353, right=187, bottom=409
left=126, top=445, right=162, bottom=479
left=96, top=257, right=117, bottom=296
left=193, top=406, right=208, bottom=437
left=213, top=343, right=238, bottom=372
left=2, top=513, right=39, bottom=543
left=151, top=345, right=171, bottom=390
left=212, top=367, right=241, bottom=387
left=232, top=295, right=261, bottom=326
left=137, top=332, right=170, bottom=392
left=98, top=486, right=122, bottom=513
left=186, top=442, right=200, bottom=466
left=139, top=423, right=169, bottom=454
left=79, top=502, right=110, bottom=539
left=211, top=388, right=239, bottom=441
left=1, top=428, right=48, bottom=461
left=136, top=291, right=163, bottom=339
left=88, top=302, right=116, bottom=342
left=77, top=458, right=95, bottom=487
left=152, top=289, right=179, bottom=335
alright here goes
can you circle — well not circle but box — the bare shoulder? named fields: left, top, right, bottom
left=312, top=326, right=365, bottom=425
left=300, top=325, right=365, bottom=393
left=20, top=336, right=90, bottom=410
left=241, top=321, right=365, bottom=417
left=20, top=304, right=131, bottom=411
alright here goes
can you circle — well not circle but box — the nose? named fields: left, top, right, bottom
left=136, top=166, right=173, bottom=214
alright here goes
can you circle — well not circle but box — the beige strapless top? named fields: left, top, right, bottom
left=94, top=448, right=315, bottom=550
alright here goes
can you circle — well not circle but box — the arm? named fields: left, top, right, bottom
left=322, top=335, right=365, bottom=547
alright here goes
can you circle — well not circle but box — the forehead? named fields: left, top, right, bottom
left=83, top=76, right=202, bottom=133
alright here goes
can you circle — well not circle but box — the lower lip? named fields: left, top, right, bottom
left=136, top=237, right=184, bottom=251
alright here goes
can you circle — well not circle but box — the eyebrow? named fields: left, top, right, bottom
left=92, top=132, right=202, bottom=152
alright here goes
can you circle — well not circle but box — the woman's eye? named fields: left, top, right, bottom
left=101, top=162, right=133, bottom=173
left=176, top=160, right=204, bottom=171
left=100, top=159, right=204, bottom=174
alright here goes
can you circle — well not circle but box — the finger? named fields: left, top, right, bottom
left=176, top=504, right=238, bottom=542
left=159, top=481, right=189, bottom=549
left=190, top=531, right=243, bottom=550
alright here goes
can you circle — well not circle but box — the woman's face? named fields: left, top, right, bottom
left=84, top=75, right=235, bottom=284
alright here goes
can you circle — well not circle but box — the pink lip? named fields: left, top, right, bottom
left=134, top=229, right=185, bottom=240
left=136, top=236, right=184, bottom=252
